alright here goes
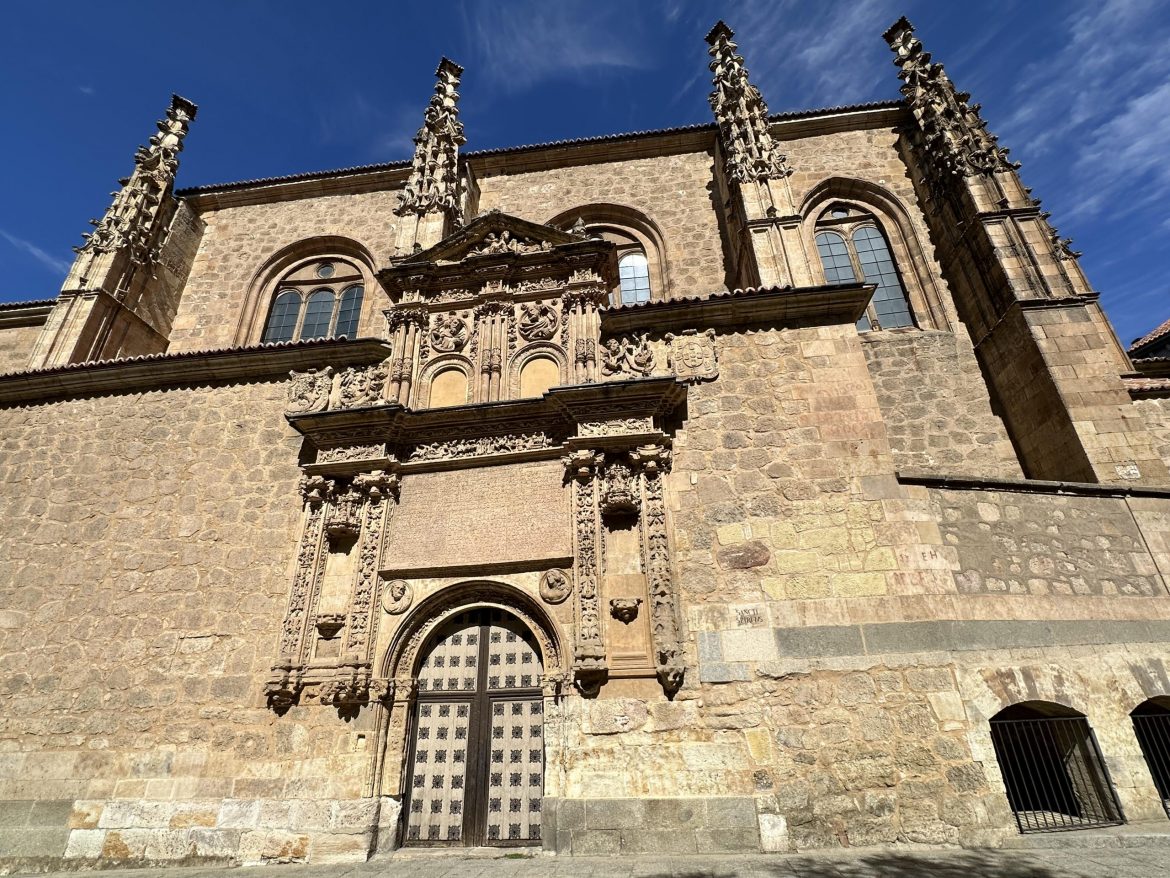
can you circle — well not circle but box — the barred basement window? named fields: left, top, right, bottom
left=989, top=702, right=1124, bottom=833
left=1131, top=698, right=1170, bottom=819
left=260, top=260, right=364, bottom=343
left=814, top=204, right=914, bottom=332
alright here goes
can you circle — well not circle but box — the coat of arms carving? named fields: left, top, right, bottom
left=666, top=329, right=718, bottom=383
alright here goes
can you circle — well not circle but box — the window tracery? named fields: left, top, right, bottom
left=813, top=205, right=914, bottom=331
left=260, top=260, right=365, bottom=343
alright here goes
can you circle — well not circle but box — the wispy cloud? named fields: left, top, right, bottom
left=0, top=229, right=71, bottom=277
left=998, top=0, right=1170, bottom=218
left=78, top=86, right=95, bottom=96
left=459, top=0, right=649, bottom=94
left=730, top=0, right=892, bottom=111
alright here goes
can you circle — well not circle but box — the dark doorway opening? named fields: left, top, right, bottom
left=1132, top=697, right=1170, bottom=819
left=989, top=701, right=1125, bottom=833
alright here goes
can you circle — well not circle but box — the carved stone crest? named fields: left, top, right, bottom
left=381, top=576, right=413, bottom=615
left=666, top=329, right=718, bottom=383
left=539, top=569, right=572, bottom=605
left=288, top=367, right=333, bottom=414
left=609, top=597, right=642, bottom=624
left=599, top=461, right=639, bottom=517
left=601, top=334, right=655, bottom=378
left=429, top=314, right=469, bottom=353
left=336, top=362, right=389, bottom=409
left=518, top=302, right=558, bottom=341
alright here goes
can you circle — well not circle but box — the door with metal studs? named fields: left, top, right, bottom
left=403, top=608, right=545, bottom=846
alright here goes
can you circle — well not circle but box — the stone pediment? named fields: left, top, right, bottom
left=380, top=210, right=618, bottom=300
left=411, top=210, right=585, bottom=265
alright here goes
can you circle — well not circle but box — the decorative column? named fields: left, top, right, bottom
left=385, top=306, right=428, bottom=406
left=393, top=58, right=468, bottom=253
left=885, top=18, right=1167, bottom=485
left=631, top=444, right=685, bottom=696
left=563, top=450, right=607, bottom=694
left=29, top=95, right=199, bottom=368
left=706, top=22, right=813, bottom=289
left=563, top=279, right=608, bottom=384
left=473, top=298, right=509, bottom=403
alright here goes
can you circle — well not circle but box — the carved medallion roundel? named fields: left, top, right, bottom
left=539, top=569, right=572, bottom=605
left=381, top=577, right=414, bottom=614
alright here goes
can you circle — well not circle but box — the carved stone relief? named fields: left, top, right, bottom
left=601, top=335, right=655, bottom=379
left=610, top=597, right=642, bottom=624
left=407, top=431, right=552, bottom=462
left=539, top=568, right=572, bottom=605
left=428, top=313, right=469, bottom=353
left=518, top=302, right=558, bottom=341
left=288, top=367, right=334, bottom=414
left=666, top=329, right=719, bottom=383
left=337, top=362, right=389, bottom=409
left=381, top=576, right=413, bottom=615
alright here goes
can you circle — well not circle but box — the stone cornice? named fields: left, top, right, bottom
left=0, top=300, right=54, bottom=329
left=0, top=337, right=393, bottom=406
left=288, top=377, right=686, bottom=475
left=601, top=282, right=875, bottom=334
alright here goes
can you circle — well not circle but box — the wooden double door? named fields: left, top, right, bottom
left=403, top=608, right=545, bottom=846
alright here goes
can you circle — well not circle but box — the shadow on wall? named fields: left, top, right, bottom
left=661, top=852, right=1068, bottom=878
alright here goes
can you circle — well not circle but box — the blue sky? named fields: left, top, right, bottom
left=2, top=0, right=1169, bottom=345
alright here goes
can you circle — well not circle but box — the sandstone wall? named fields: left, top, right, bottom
left=0, top=381, right=380, bottom=866
left=861, top=330, right=1020, bottom=479
left=167, top=189, right=403, bottom=353
left=1136, top=397, right=1170, bottom=472
left=0, top=322, right=41, bottom=374
left=473, top=151, right=727, bottom=298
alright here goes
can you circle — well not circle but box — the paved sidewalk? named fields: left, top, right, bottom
left=26, top=845, right=1170, bottom=878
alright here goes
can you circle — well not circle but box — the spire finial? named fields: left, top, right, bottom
left=395, top=57, right=467, bottom=224
left=705, top=21, right=791, bottom=183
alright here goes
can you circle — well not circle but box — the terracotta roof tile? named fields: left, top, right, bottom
left=1129, top=316, right=1170, bottom=354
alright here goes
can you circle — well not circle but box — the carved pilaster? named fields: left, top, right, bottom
left=563, top=285, right=607, bottom=384
left=385, top=306, right=428, bottom=405
left=344, top=471, right=400, bottom=662
left=631, top=444, right=685, bottom=696
left=473, top=299, right=510, bottom=402
left=266, top=475, right=334, bottom=709
left=563, top=450, right=606, bottom=693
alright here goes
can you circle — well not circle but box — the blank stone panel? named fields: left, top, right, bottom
left=386, top=462, right=570, bottom=570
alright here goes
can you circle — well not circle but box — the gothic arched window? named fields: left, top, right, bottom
left=260, top=260, right=365, bottom=343
left=617, top=251, right=652, bottom=306
left=814, top=205, right=914, bottom=332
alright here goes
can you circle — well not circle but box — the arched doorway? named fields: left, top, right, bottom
left=402, top=607, right=545, bottom=846
left=1131, top=697, right=1170, bottom=819
left=989, top=701, right=1124, bottom=833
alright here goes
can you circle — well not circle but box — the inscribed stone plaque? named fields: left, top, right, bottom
left=385, top=461, right=570, bottom=571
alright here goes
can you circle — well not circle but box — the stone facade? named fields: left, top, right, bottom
left=1, top=15, right=1169, bottom=872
